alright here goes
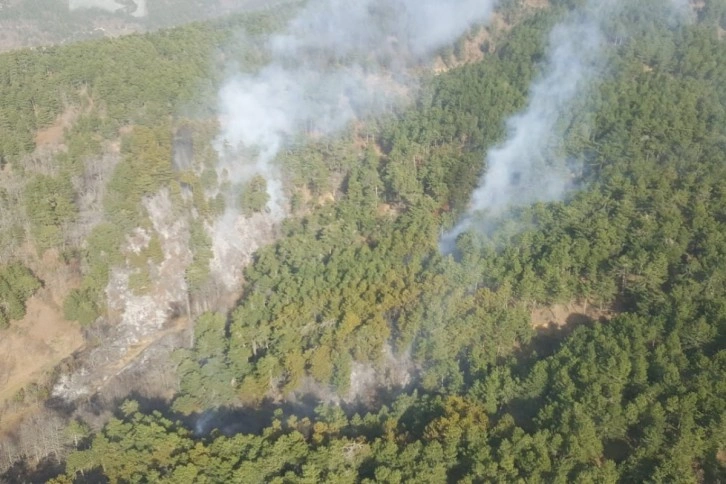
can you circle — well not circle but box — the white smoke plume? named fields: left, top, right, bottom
left=216, top=0, right=500, bottom=199
left=440, top=1, right=613, bottom=252
left=441, top=0, right=692, bottom=252
left=212, top=0, right=499, bottom=287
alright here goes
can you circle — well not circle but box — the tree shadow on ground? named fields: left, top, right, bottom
left=1, top=455, right=66, bottom=484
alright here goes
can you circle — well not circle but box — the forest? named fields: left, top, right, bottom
left=0, top=0, right=726, bottom=482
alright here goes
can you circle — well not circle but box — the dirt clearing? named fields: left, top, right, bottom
left=0, top=296, right=83, bottom=404
left=531, top=300, right=617, bottom=331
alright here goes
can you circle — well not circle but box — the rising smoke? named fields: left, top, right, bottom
left=440, top=1, right=609, bottom=252
left=440, top=0, right=691, bottom=252
left=216, top=0, right=501, bottom=204
left=212, top=0, right=499, bottom=288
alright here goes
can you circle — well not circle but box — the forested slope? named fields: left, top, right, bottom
left=0, top=10, right=282, bottom=323
left=0, top=8, right=287, bottom=468
left=40, top=0, right=726, bottom=482
left=1, top=0, right=726, bottom=482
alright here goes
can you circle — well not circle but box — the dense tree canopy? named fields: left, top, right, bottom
left=2, top=0, right=726, bottom=482
left=0, top=263, right=41, bottom=328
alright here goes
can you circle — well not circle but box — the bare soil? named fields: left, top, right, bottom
left=34, top=93, right=92, bottom=150
left=433, top=27, right=491, bottom=74
left=0, top=246, right=83, bottom=437
left=0, top=295, right=84, bottom=427
left=531, top=299, right=617, bottom=332
left=34, top=113, right=70, bottom=148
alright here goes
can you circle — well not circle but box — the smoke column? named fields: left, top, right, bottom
left=216, top=0, right=500, bottom=203
left=440, top=1, right=612, bottom=252
left=212, top=0, right=499, bottom=287
left=440, top=0, right=692, bottom=253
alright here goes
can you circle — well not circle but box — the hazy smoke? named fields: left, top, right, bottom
left=441, top=2, right=613, bottom=252
left=441, top=0, right=692, bottom=252
left=216, top=0, right=498, bottom=208
left=213, top=0, right=498, bottom=287
left=69, top=0, right=147, bottom=17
